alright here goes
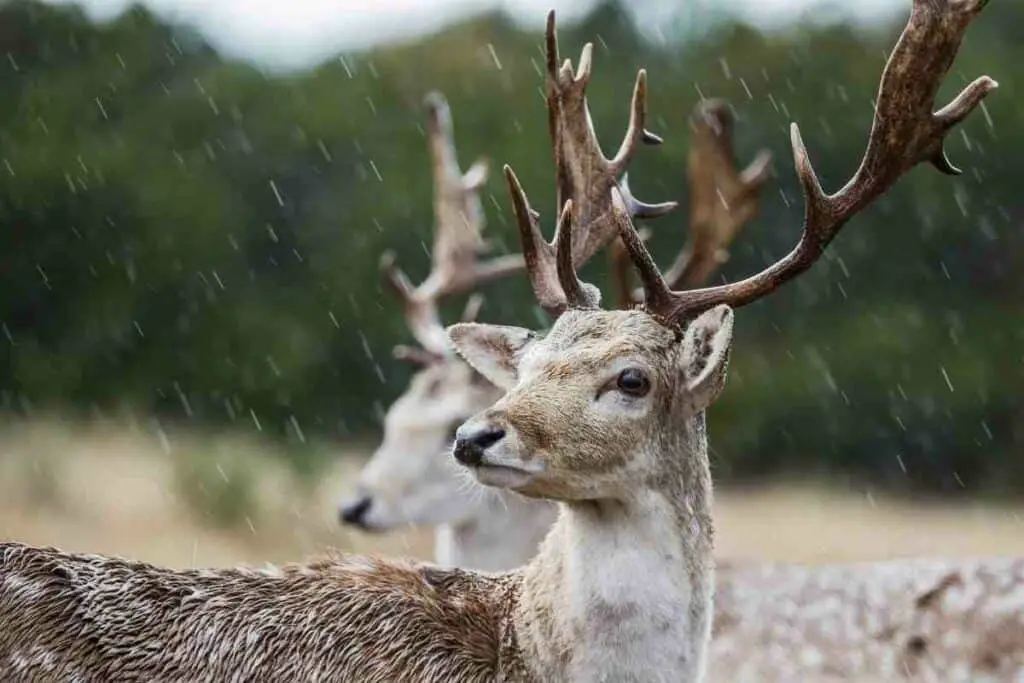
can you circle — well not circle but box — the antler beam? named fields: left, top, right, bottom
left=614, top=0, right=996, bottom=322
left=382, top=92, right=525, bottom=358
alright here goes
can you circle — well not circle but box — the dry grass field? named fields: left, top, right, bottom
left=1, top=417, right=1021, bottom=568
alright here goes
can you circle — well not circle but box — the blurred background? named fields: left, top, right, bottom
left=0, top=0, right=1021, bottom=568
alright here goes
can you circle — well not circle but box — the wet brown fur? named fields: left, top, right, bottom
left=5, top=543, right=1021, bottom=682
left=0, top=542, right=527, bottom=682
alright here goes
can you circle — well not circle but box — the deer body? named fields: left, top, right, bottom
left=0, top=542, right=516, bottom=682
left=710, top=558, right=1024, bottom=682
left=5, top=543, right=1023, bottom=682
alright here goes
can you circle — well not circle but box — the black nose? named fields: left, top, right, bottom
left=338, top=495, right=372, bottom=527
left=453, top=426, right=506, bottom=466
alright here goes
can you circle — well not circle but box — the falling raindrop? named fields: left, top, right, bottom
left=269, top=180, right=285, bottom=207
left=487, top=43, right=502, bottom=71
left=289, top=415, right=306, bottom=444
left=940, top=366, right=954, bottom=393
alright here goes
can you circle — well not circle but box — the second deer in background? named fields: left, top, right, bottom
left=336, top=91, right=554, bottom=570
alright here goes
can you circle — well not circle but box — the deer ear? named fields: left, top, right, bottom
left=680, top=305, right=734, bottom=410
left=446, top=323, right=534, bottom=391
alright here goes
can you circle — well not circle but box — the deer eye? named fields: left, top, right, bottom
left=615, top=368, right=650, bottom=397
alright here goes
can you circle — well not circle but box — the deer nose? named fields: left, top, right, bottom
left=338, top=495, right=373, bottom=527
left=453, top=425, right=506, bottom=466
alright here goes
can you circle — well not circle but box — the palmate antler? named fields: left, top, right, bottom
left=508, top=10, right=678, bottom=318
left=610, top=99, right=773, bottom=308
left=539, top=0, right=996, bottom=324
left=382, top=92, right=524, bottom=362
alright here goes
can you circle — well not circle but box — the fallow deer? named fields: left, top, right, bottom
left=348, top=84, right=1024, bottom=682
left=336, top=90, right=552, bottom=571
left=0, top=2, right=999, bottom=681
left=444, top=0, right=997, bottom=679
left=340, top=96, right=771, bottom=572
left=338, top=22, right=680, bottom=570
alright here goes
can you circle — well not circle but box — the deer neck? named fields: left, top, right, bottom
left=437, top=495, right=558, bottom=572
left=513, top=416, right=715, bottom=682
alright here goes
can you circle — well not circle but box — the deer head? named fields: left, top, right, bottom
left=449, top=196, right=735, bottom=501
left=448, top=0, right=996, bottom=503
left=338, top=92, right=522, bottom=531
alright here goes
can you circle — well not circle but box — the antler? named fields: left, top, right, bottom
left=507, top=11, right=678, bottom=319
left=614, top=0, right=996, bottom=323
left=609, top=223, right=651, bottom=310
left=610, top=100, right=772, bottom=308
left=667, top=100, right=773, bottom=289
left=382, top=92, right=525, bottom=359
left=391, top=294, right=486, bottom=366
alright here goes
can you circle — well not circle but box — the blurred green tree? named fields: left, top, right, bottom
left=0, top=0, right=1020, bottom=494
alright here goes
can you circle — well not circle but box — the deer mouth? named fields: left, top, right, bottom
left=471, top=462, right=540, bottom=490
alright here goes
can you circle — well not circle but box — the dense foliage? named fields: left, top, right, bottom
left=0, top=0, right=1021, bottom=494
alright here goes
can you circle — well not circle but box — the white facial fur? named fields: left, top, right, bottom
left=338, top=357, right=502, bottom=531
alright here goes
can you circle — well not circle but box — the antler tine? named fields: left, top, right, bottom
left=608, top=228, right=651, bottom=310
left=505, top=167, right=602, bottom=319
left=611, top=188, right=676, bottom=316
left=460, top=293, right=485, bottom=323
left=610, top=68, right=666, bottom=174
left=392, top=344, right=446, bottom=367
left=381, top=93, right=526, bottom=355
left=380, top=251, right=451, bottom=355
left=544, top=10, right=677, bottom=264
left=505, top=165, right=567, bottom=318
left=620, top=0, right=997, bottom=323
left=606, top=173, right=679, bottom=308
left=614, top=101, right=770, bottom=308
left=661, top=100, right=772, bottom=292
left=554, top=199, right=602, bottom=309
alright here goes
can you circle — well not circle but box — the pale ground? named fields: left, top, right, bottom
left=1, top=417, right=1021, bottom=568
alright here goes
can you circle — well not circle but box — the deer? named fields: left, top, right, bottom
left=347, top=83, right=1024, bottom=683
left=337, top=23, right=682, bottom=570
left=335, top=90, right=554, bottom=571
left=339, top=95, right=771, bottom=573
left=444, top=0, right=1001, bottom=679
left=0, top=2, right=1001, bottom=681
